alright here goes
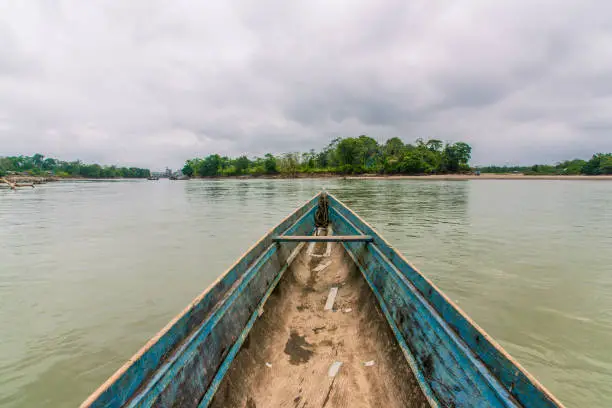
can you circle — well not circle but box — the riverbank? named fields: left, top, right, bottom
left=192, top=173, right=612, bottom=181
left=5, top=173, right=611, bottom=185
left=345, top=174, right=612, bottom=180
left=3, top=175, right=59, bottom=184
left=1, top=175, right=149, bottom=185
left=1, top=175, right=59, bottom=189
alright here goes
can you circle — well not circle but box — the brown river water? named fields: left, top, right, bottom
left=0, top=179, right=611, bottom=407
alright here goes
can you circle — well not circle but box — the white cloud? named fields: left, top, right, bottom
left=1, top=0, right=611, bottom=169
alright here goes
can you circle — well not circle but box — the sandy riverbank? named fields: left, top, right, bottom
left=344, top=174, right=612, bottom=180
left=2, top=175, right=59, bottom=183
left=5, top=174, right=611, bottom=184
left=1, top=175, right=58, bottom=188
left=203, top=173, right=612, bottom=181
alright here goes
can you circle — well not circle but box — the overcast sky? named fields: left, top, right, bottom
left=1, top=1, right=611, bottom=169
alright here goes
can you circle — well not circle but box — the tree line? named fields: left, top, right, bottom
left=182, top=136, right=473, bottom=177
left=478, top=153, right=612, bottom=175
left=5, top=144, right=608, bottom=180
left=0, top=154, right=151, bottom=178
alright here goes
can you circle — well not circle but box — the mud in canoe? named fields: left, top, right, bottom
left=81, top=193, right=564, bottom=408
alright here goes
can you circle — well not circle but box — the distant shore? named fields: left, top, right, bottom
left=192, top=173, right=612, bottom=181
left=1, top=175, right=145, bottom=185
left=343, top=174, right=612, bottom=180
left=2, top=175, right=59, bottom=184
left=4, top=174, right=612, bottom=185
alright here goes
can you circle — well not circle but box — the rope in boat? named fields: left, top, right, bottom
left=314, top=192, right=329, bottom=228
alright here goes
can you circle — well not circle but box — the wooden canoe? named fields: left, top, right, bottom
left=81, top=192, right=564, bottom=408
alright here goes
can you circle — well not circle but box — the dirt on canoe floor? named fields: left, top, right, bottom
left=210, top=236, right=429, bottom=408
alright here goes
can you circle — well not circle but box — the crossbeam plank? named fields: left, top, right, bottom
left=273, top=235, right=373, bottom=243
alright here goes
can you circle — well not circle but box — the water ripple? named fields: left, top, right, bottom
left=1, top=179, right=611, bottom=407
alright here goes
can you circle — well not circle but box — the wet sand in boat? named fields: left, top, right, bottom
left=210, top=237, right=428, bottom=408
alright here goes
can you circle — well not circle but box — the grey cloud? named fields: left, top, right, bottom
left=1, top=0, right=611, bottom=170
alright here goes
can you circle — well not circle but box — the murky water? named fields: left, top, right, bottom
left=1, top=179, right=610, bottom=407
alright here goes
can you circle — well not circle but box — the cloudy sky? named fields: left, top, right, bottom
left=1, top=0, right=611, bottom=169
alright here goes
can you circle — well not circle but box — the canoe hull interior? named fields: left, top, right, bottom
left=209, top=226, right=429, bottom=408
left=81, top=193, right=564, bottom=408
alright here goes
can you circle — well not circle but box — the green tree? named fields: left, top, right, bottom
left=584, top=153, right=612, bottom=175
left=197, top=155, right=222, bottom=176
left=32, top=153, right=45, bottom=169
left=384, top=137, right=405, bottom=158
left=0, top=154, right=150, bottom=178
left=42, top=158, right=58, bottom=170
left=264, top=153, right=278, bottom=174
left=0, top=157, right=11, bottom=175
left=600, top=155, right=612, bottom=174
left=426, top=139, right=443, bottom=152
left=355, top=135, right=380, bottom=170
left=301, top=149, right=316, bottom=170
left=443, top=142, right=472, bottom=172
left=336, top=138, right=359, bottom=170
left=399, top=149, right=427, bottom=173
left=316, top=138, right=340, bottom=168
left=279, top=153, right=299, bottom=176
left=182, top=160, right=195, bottom=177
left=235, top=156, right=250, bottom=175
left=556, top=159, right=586, bottom=175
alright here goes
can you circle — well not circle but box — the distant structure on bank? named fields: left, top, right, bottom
left=150, top=168, right=187, bottom=180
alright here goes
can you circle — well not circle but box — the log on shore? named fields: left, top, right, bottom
left=1, top=178, right=16, bottom=189
left=1, top=178, right=35, bottom=189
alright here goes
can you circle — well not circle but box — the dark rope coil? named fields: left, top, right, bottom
left=314, top=192, right=329, bottom=228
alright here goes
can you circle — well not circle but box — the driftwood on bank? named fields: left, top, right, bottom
left=0, top=178, right=35, bottom=189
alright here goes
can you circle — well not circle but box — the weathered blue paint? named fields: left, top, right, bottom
left=127, top=243, right=280, bottom=407
left=327, top=193, right=564, bottom=408
left=341, top=241, right=440, bottom=408
left=83, top=192, right=564, bottom=408
left=197, top=246, right=295, bottom=408
left=81, top=195, right=318, bottom=408
left=330, top=207, right=514, bottom=407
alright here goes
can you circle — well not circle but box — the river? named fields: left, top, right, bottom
left=1, top=179, right=611, bottom=407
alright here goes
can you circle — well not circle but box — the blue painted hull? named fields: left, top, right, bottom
left=82, top=193, right=563, bottom=408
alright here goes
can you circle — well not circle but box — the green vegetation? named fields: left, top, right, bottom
left=478, top=153, right=612, bottom=175
left=182, top=136, right=472, bottom=177
left=0, top=154, right=151, bottom=178
left=5, top=145, right=609, bottom=181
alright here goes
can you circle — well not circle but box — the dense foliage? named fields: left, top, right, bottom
left=0, top=154, right=151, bottom=178
left=478, top=153, right=612, bottom=175
left=182, top=136, right=472, bottom=177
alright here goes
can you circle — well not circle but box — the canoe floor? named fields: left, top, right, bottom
left=210, top=237, right=429, bottom=408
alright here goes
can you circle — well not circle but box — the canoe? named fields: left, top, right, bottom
left=82, top=192, right=564, bottom=408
